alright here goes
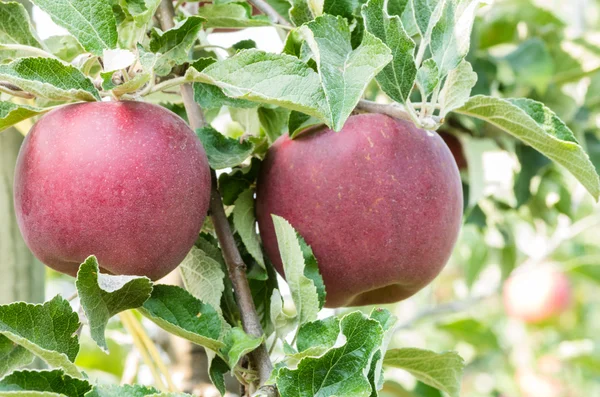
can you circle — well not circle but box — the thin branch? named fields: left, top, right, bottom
left=249, top=0, right=292, bottom=26
left=157, top=1, right=275, bottom=393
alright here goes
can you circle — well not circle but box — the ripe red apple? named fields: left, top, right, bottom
left=256, top=114, right=463, bottom=307
left=14, top=101, right=211, bottom=280
left=503, top=268, right=572, bottom=323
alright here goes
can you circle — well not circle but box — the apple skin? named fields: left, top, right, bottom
left=14, top=101, right=211, bottom=280
left=503, top=268, right=572, bottom=323
left=256, top=114, right=463, bottom=308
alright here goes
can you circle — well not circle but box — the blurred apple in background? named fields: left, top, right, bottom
left=503, top=267, right=572, bottom=323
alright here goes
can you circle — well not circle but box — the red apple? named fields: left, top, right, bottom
left=14, top=101, right=211, bottom=280
left=439, top=131, right=467, bottom=170
left=503, top=268, right=572, bottom=323
left=256, top=114, right=463, bottom=307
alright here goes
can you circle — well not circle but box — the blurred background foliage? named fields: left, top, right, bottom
left=2, top=0, right=600, bottom=396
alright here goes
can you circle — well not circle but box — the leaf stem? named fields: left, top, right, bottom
left=0, top=83, right=34, bottom=99
left=149, top=76, right=187, bottom=94
left=0, top=44, right=60, bottom=60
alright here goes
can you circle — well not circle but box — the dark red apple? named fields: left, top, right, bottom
left=256, top=114, right=463, bottom=307
left=503, top=267, right=572, bottom=323
left=14, top=101, right=211, bottom=280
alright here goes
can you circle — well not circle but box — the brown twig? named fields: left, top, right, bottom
left=157, top=0, right=275, bottom=393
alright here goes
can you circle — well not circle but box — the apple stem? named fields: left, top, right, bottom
left=157, top=1, right=276, bottom=393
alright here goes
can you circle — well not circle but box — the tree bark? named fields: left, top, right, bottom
left=0, top=127, right=45, bottom=304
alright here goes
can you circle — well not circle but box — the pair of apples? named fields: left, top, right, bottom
left=15, top=101, right=462, bottom=308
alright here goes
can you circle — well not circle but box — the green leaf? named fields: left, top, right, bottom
left=233, top=188, right=265, bottom=269
left=102, top=47, right=157, bottom=97
left=271, top=215, right=323, bottom=325
left=383, top=348, right=464, bottom=397
left=195, top=126, right=254, bottom=169
left=218, top=158, right=261, bottom=205
left=44, top=36, right=84, bottom=62
left=30, top=0, right=117, bottom=55
left=0, top=370, right=92, bottom=397
left=0, top=58, right=100, bottom=101
left=296, top=316, right=340, bottom=353
left=198, top=3, right=271, bottom=28
left=276, top=311, right=384, bottom=397
left=566, top=256, right=600, bottom=284
left=0, top=102, right=48, bottom=133
left=139, top=285, right=224, bottom=352
left=300, top=14, right=392, bottom=131
left=416, top=58, right=439, bottom=98
left=86, top=384, right=160, bottom=397
left=191, top=58, right=256, bottom=110
left=430, top=0, right=479, bottom=77
left=0, top=296, right=81, bottom=378
left=207, top=354, right=229, bottom=397
left=119, top=0, right=161, bottom=27
left=0, top=2, right=42, bottom=62
left=514, top=142, right=550, bottom=207
left=75, top=256, right=153, bottom=352
left=186, top=50, right=328, bottom=123
left=220, top=327, right=263, bottom=368
left=504, top=38, right=554, bottom=94
left=179, top=246, right=226, bottom=316
left=323, top=0, right=360, bottom=19
left=437, top=318, right=499, bottom=351
left=456, top=95, right=600, bottom=200
left=412, top=0, right=436, bottom=35
left=438, top=60, right=477, bottom=117
left=296, top=232, right=326, bottom=309
left=269, top=289, right=296, bottom=340
left=362, top=0, right=416, bottom=104
left=288, top=111, right=322, bottom=139
left=150, top=16, right=205, bottom=76
left=368, top=309, right=397, bottom=395
left=0, top=337, right=33, bottom=378
left=258, top=106, right=289, bottom=143
left=289, top=0, right=317, bottom=26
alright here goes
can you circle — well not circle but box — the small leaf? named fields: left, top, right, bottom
left=195, top=125, right=254, bottom=169
left=289, top=0, right=317, bottom=26
left=368, top=308, right=397, bottom=395
left=75, top=256, right=153, bottom=352
left=296, top=232, right=326, bottom=309
left=0, top=58, right=100, bottom=101
left=288, top=111, right=322, bottom=139
left=220, top=327, right=263, bottom=368
left=30, top=0, right=117, bottom=55
left=258, top=106, right=290, bottom=143
left=456, top=95, right=600, bottom=200
left=218, top=158, right=261, bottom=205
left=0, top=296, right=81, bottom=378
left=150, top=16, right=205, bottom=76
left=119, top=0, right=161, bottom=27
left=362, top=0, right=417, bottom=104
left=270, top=289, right=296, bottom=340
left=430, top=0, right=479, bottom=77
left=416, top=58, right=439, bottom=98
left=0, top=2, right=42, bottom=62
left=139, top=285, right=224, bottom=352
left=276, top=311, right=384, bottom=397
left=0, top=102, right=48, bottom=133
left=271, top=215, right=323, bottom=325
left=300, top=14, right=392, bottom=131
left=412, top=0, right=437, bottom=35
left=207, top=353, right=229, bottom=397
left=383, top=348, right=465, bottom=397
left=0, top=370, right=92, bottom=397
left=233, top=188, right=265, bottom=269
left=198, top=3, right=271, bottom=28
left=439, top=60, right=477, bottom=117
left=0, top=336, right=33, bottom=378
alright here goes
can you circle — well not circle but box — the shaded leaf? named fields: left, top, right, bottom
left=195, top=125, right=254, bottom=169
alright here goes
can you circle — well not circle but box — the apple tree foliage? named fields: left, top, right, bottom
left=0, top=0, right=599, bottom=396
